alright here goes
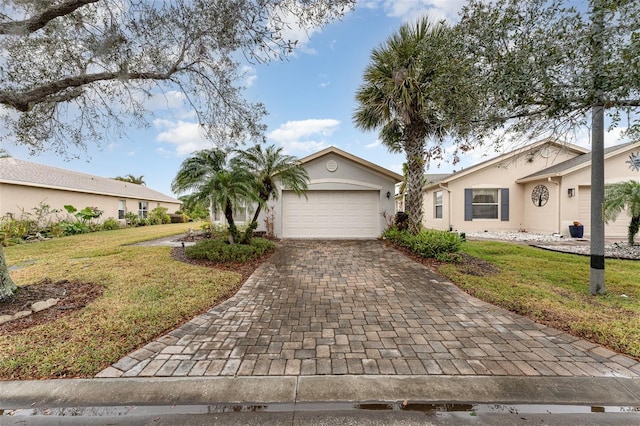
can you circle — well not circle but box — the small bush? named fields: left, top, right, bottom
left=394, top=211, right=409, bottom=231
left=383, top=227, right=463, bottom=261
left=149, top=207, right=171, bottom=225
left=102, top=218, right=122, bottom=231
left=169, top=213, right=188, bottom=223
left=185, top=237, right=275, bottom=264
left=60, top=221, right=91, bottom=235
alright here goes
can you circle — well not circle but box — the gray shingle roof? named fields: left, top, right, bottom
left=424, top=173, right=452, bottom=185
left=0, top=157, right=179, bottom=203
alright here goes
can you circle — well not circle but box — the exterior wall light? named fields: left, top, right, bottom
left=568, top=188, right=576, bottom=197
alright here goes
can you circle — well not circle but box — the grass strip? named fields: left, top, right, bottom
left=438, top=240, right=640, bottom=359
left=1, top=224, right=242, bottom=379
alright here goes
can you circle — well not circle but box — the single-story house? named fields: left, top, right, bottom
left=215, top=146, right=403, bottom=239
left=420, top=138, right=640, bottom=238
left=0, top=157, right=181, bottom=223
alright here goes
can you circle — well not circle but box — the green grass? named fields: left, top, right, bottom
left=438, top=241, right=640, bottom=359
left=1, top=223, right=242, bottom=379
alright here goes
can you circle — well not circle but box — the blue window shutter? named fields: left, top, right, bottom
left=464, top=188, right=473, bottom=221
left=501, top=188, right=509, bottom=221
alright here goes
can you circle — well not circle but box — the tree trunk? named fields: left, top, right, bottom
left=224, top=200, right=238, bottom=244
left=0, top=245, right=17, bottom=302
left=629, top=216, right=640, bottom=246
left=404, top=127, right=427, bottom=234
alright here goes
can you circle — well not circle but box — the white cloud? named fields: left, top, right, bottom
left=241, top=65, right=258, bottom=88
left=144, top=90, right=187, bottom=112
left=365, top=139, right=382, bottom=148
left=268, top=119, right=340, bottom=154
left=153, top=119, right=215, bottom=156
left=372, top=0, right=467, bottom=23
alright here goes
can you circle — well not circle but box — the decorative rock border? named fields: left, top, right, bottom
left=0, top=298, right=59, bottom=326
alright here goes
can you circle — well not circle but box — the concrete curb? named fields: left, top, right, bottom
left=2, top=376, right=640, bottom=409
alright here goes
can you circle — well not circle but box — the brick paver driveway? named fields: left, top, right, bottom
left=99, top=240, right=640, bottom=378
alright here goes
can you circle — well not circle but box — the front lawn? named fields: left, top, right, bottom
left=438, top=240, right=640, bottom=359
left=0, top=224, right=243, bottom=379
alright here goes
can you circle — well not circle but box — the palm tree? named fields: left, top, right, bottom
left=172, top=149, right=256, bottom=243
left=114, top=174, right=146, bottom=185
left=353, top=17, right=452, bottom=234
left=233, top=144, right=309, bottom=242
left=604, top=180, right=640, bottom=245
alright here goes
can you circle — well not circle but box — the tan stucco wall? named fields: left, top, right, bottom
left=0, top=183, right=182, bottom=223
left=423, top=143, right=581, bottom=234
left=521, top=180, right=561, bottom=234
left=559, top=148, right=640, bottom=238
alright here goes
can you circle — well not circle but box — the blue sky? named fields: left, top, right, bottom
left=3, top=0, right=631, bottom=198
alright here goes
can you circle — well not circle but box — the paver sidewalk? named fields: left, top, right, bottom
left=98, top=240, right=640, bottom=378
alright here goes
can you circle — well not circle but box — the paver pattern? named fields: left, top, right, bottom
left=98, top=240, right=640, bottom=378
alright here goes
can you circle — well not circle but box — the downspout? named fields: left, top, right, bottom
left=439, top=183, right=451, bottom=231
left=548, top=177, right=560, bottom=234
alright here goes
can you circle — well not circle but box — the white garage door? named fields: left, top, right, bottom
left=282, top=190, right=379, bottom=238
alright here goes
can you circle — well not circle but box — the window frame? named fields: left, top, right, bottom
left=471, top=188, right=499, bottom=220
left=138, top=201, right=149, bottom=218
left=434, top=190, right=443, bottom=219
left=118, top=200, right=126, bottom=220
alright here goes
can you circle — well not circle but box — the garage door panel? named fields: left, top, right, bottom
left=283, top=190, right=379, bottom=238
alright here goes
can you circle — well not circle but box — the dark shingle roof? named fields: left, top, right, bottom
left=0, top=157, right=178, bottom=203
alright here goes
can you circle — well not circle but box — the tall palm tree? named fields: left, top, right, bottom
left=172, top=149, right=256, bottom=243
left=233, top=144, right=309, bottom=241
left=353, top=17, right=452, bottom=234
left=604, top=180, right=640, bottom=245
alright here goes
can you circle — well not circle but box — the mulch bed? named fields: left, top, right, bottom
left=0, top=280, right=103, bottom=335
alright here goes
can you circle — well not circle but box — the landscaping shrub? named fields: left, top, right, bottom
left=394, top=211, right=409, bottom=231
left=185, top=237, right=275, bottom=263
left=383, top=227, right=464, bottom=261
left=101, top=217, right=122, bottom=231
left=169, top=213, right=189, bottom=223
left=149, top=207, right=171, bottom=225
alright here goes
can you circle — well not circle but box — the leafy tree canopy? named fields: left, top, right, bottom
left=0, top=0, right=354, bottom=155
left=458, top=0, right=640, bottom=143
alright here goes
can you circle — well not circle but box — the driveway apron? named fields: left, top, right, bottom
left=98, top=240, right=640, bottom=378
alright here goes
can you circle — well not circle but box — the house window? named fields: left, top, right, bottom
left=434, top=191, right=443, bottom=219
left=233, top=204, right=248, bottom=223
left=472, top=189, right=499, bottom=219
left=118, top=200, right=126, bottom=219
left=138, top=201, right=148, bottom=218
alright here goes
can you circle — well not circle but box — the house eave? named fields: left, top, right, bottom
left=0, top=179, right=179, bottom=203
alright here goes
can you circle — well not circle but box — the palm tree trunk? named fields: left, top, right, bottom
left=404, top=128, right=427, bottom=234
left=629, top=216, right=640, bottom=246
left=0, top=246, right=17, bottom=302
left=224, top=201, right=238, bottom=244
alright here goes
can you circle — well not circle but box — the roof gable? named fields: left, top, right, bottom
left=516, top=141, right=640, bottom=183
left=429, top=138, right=588, bottom=188
left=0, top=157, right=178, bottom=203
left=300, top=146, right=403, bottom=182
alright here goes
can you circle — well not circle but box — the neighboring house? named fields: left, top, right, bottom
left=214, top=146, right=403, bottom=239
left=0, top=157, right=181, bottom=223
left=420, top=138, right=640, bottom=238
